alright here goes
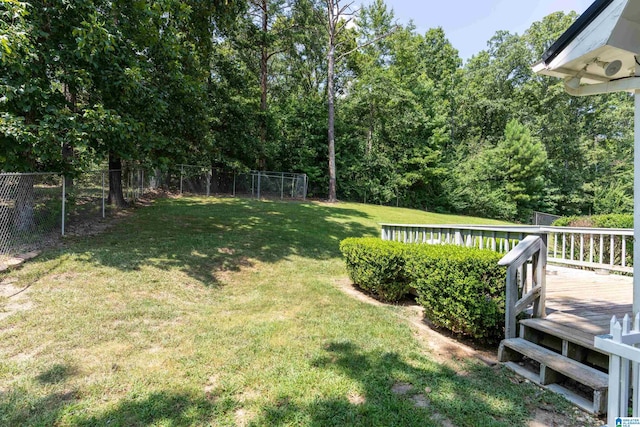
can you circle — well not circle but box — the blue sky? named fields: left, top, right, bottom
left=360, top=0, right=595, bottom=61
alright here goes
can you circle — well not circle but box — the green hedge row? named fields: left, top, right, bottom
left=339, top=238, right=411, bottom=302
left=552, top=213, right=632, bottom=228
left=340, top=238, right=506, bottom=343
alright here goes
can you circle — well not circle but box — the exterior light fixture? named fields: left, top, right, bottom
left=594, top=59, right=623, bottom=76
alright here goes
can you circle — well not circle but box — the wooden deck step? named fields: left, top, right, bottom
left=499, top=338, right=608, bottom=414
left=519, top=318, right=603, bottom=353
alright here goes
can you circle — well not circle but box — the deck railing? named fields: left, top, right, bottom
left=546, top=227, right=633, bottom=273
left=380, top=224, right=541, bottom=253
left=380, top=224, right=633, bottom=274
left=498, top=236, right=547, bottom=339
left=594, top=314, right=640, bottom=426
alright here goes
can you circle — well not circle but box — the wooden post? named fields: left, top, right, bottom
left=538, top=241, right=547, bottom=318
left=610, top=234, right=615, bottom=267
left=505, top=266, right=518, bottom=339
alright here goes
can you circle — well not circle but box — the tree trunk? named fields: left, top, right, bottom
left=108, top=153, right=127, bottom=207
left=211, top=162, right=221, bottom=194
left=13, top=174, right=36, bottom=232
left=259, top=0, right=268, bottom=170
left=62, top=143, right=74, bottom=189
left=327, top=8, right=337, bottom=203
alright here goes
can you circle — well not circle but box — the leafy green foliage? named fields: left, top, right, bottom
left=447, top=120, right=547, bottom=222
left=552, top=214, right=633, bottom=229
left=337, top=2, right=451, bottom=208
left=1, top=1, right=632, bottom=219
left=340, top=237, right=410, bottom=302
left=340, top=238, right=506, bottom=342
left=407, top=245, right=506, bottom=344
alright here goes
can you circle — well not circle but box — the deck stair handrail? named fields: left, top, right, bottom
left=498, top=236, right=547, bottom=339
left=594, top=314, right=640, bottom=426
left=380, top=223, right=632, bottom=274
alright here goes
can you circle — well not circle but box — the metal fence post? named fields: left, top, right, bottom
left=257, top=171, right=261, bottom=200
left=291, top=176, right=295, bottom=198
left=102, top=171, right=106, bottom=218
left=233, top=173, right=236, bottom=197
left=281, top=172, right=284, bottom=200
left=180, top=164, right=184, bottom=195
left=303, top=175, right=308, bottom=201
left=206, top=170, right=211, bottom=197
left=61, top=175, right=66, bottom=236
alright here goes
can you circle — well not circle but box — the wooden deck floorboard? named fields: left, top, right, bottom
left=543, top=265, right=632, bottom=338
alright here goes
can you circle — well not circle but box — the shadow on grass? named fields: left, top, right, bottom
left=36, top=363, right=78, bottom=385
left=1, top=388, right=235, bottom=426
left=2, top=362, right=238, bottom=426
left=1, top=364, right=76, bottom=425
left=72, top=391, right=236, bottom=427
left=64, top=197, right=377, bottom=286
left=249, top=341, right=549, bottom=427
left=7, top=343, right=541, bottom=426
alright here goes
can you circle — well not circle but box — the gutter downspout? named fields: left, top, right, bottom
left=564, top=76, right=640, bottom=96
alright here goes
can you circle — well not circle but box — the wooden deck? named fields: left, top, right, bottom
left=543, top=265, right=632, bottom=339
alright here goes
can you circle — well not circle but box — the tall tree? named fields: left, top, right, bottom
left=245, top=0, right=298, bottom=168
left=337, top=2, right=452, bottom=208
left=324, top=0, right=398, bottom=202
left=1, top=0, right=242, bottom=205
left=324, top=0, right=350, bottom=202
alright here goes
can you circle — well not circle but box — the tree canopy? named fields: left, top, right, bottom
left=1, top=1, right=633, bottom=219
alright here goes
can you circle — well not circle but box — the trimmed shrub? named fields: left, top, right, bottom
left=339, top=238, right=507, bottom=342
left=339, top=237, right=410, bottom=302
left=552, top=214, right=632, bottom=229
left=406, top=245, right=506, bottom=344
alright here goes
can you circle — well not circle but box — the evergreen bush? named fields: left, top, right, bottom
left=340, top=238, right=506, bottom=342
left=406, top=245, right=505, bottom=343
left=552, top=214, right=632, bottom=229
left=339, top=238, right=411, bottom=302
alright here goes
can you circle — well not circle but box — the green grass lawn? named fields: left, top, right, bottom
left=0, top=197, right=593, bottom=426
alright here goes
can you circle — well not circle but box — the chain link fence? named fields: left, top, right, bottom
left=0, top=170, right=154, bottom=262
left=532, top=211, right=561, bottom=226
left=177, top=165, right=308, bottom=200
left=0, top=173, right=64, bottom=260
left=1, top=166, right=308, bottom=261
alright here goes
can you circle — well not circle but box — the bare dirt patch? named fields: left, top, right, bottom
left=347, top=392, right=366, bottom=405
left=333, top=278, right=496, bottom=367
left=410, top=393, right=430, bottom=408
left=391, top=382, right=413, bottom=395
left=0, top=251, right=39, bottom=272
left=0, top=278, right=33, bottom=322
